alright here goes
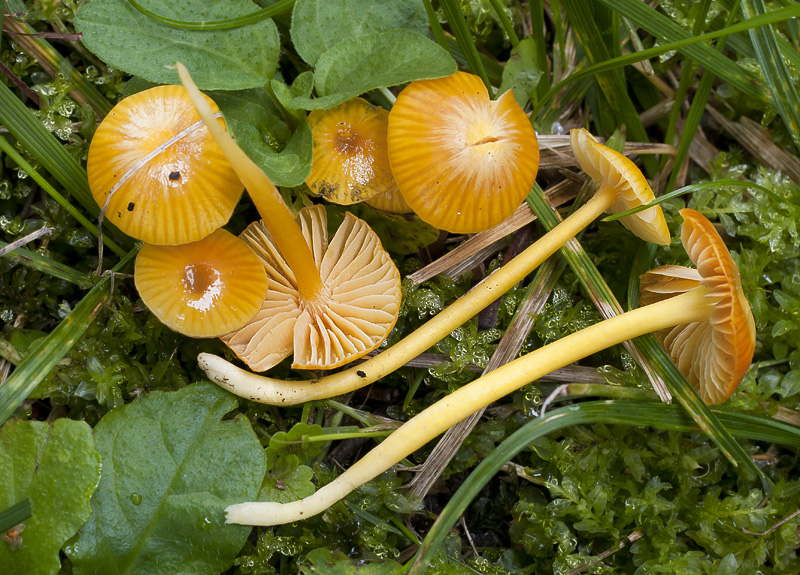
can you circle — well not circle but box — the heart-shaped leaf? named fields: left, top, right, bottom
left=291, top=0, right=428, bottom=66
left=288, top=30, right=457, bottom=110
left=75, top=0, right=279, bottom=90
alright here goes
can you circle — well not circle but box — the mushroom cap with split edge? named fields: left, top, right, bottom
left=88, top=85, right=243, bottom=246
left=640, top=208, right=756, bottom=404
left=221, top=204, right=402, bottom=371
left=135, top=229, right=269, bottom=338
left=307, top=97, right=398, bottom=205
left=387, top=71, right=540, bottom=233
left=570, top=128, right=670, bottom=246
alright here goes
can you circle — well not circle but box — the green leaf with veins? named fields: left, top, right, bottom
left=212, top=90, right=313, bottom=187
left=259, top=455, right=315, bottom=504
left=67, top=384, right=265, bottom=575
left=75, top=0, right=279, bottom=90
left=0, top=419, right=100, bottom=575
left=290, top=0, right=428, bottom=66
left=499, top=37, right=542, bottom=109
left=287, top=30, right=457, bottom=110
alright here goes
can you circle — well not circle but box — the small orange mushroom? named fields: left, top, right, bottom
left=177, top=63, right=402, bottom=370
left=387, top=71, right=540, bottom=233
left=88, top=85, right=243, bottom=245
left=307, top=97, right=398, bottom=206
left=640, top=208, right=756, bottom=404
left=221, top=209, right=756, bottom=527
left=134, top=229, right=268, bottom=338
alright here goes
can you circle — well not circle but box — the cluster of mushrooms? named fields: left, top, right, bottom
left=88, top=66, right=756, bottom=528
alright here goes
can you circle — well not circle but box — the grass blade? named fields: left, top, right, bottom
left=439, top=0, right=492, bottom=92
left=0, top=248, right=137, bottom=425
left=741, top=0, right=800, bottom=153
left=0, top=241, right=94, bottom=288
left=0, top=499, right=32, bottom=533
left=408, top=399, right=798, bottom=574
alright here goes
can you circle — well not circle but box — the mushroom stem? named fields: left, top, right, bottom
left=176, top=63, right=324, bottom=301
left=199, top=185, right=621, bottom=402
left=225, top=286, right=718, bottom=526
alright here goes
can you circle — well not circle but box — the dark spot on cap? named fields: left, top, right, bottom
left=117, top=211, right=122, bottom=218
left=356, top=370, right=367, bottom=378
left=127, top=202, right=135, bottom=212
left=169, top=171, right=181, bottom=181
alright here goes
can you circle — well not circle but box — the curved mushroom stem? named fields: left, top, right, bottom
left=176, top=63, right=324, bottom=301
left=226, top=286, right=718, bottom=526
left=200, top=185, right=621, bottom=403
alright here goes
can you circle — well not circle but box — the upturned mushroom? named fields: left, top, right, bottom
left=387, top=71, right=540, bottom=233
left=88, top=85, right=242, bottom=245
left=199, top=128, right=669, bottom=404
left=135, top=229, right=268, bottom=338
left=177, top=64, right=402, bottom=370
left=222, top=208, right=755, bottom=526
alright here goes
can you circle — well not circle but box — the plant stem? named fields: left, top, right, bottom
left=200, top=186, right=619, bottom=404
left=225, top=287, right=716, bottom=526
left=177, top=64, right=323, bottom=301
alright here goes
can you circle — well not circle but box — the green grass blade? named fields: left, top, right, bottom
left=525, top=184, right=763, bottom=481
left=528, top=0, right=550, bottom=99
left=595, top=0, right=776, bottom=108
left=0, top=136, right=126, bottom=258
left=408, top=400, right=794, bottom=574
left=487, top=0, right=519, bottom=46
left=422, top=0, right=449, bottom=50
left=535, top=5, right=800, bottom=120
left=0, top=241, right=94, bottom=288
left=0, top=248, right=137, bottom=425
left=439, top=0, right=492, bottom=92
left=741, top=0, right=800, bottom=153
left=561, top=0, right=656, bottom=174
left=0, top=499, right=32, bottom=533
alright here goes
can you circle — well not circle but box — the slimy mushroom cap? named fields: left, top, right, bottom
left=307, top=97, right=397, bottom=206
left=88, top=85, right=243, bottom=245
left=387, top=72, right=539, bottom=233
left=640, top=208, right=756, bottom=404
left=135, top=229, right=268, bottom=338
left=570, top=128, right=670, bottom=245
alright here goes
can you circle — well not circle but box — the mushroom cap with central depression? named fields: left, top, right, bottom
left=135, top=229, right=269, bottom=338
left=387, top=72, right=539, bottom=233
left=222, top=204, right=402, bottom=371
left=639, top=208, right=756, bottom=404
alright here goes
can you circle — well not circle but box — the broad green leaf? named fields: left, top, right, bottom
left=67, top=384, right=266, bottom=575
left=75, top=0, right=279, bottom=90
left=212, top=90, right=313, bottom=187
left=259, top=454, right=315, bottom=504
left=0, top=419, right=100, bottom=575
left=291, top=0, right=428, bottom=66
left=499, top=37, right=542, bottom=108
left=288, top=30, right=457, bottom=110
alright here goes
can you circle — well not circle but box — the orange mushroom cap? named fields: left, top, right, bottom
left=135, top=229, right=268, bottom=338
left=387, top=72, right=540, bottom=233
left=307, top=97, right=398, bottom=205
left=222, top=204, right=402, bottom=371
left=570, top=128, right=670, bottom=245
left=640, top=208, right=756, bottom=404
left=88, top=85, right=243, bottom=245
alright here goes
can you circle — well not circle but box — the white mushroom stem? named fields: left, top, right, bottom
left=177, top=63, right=324, bottom=300
left=201, top=185, right=625, bottom=404
left=226, top=286, right=720, bottom=526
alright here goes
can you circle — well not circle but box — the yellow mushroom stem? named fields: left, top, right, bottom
left=226, top=285, right=719, bottom=526
left=176, top=63, right=323, bottom=301
left=200, top=183, right=637, bottom=403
